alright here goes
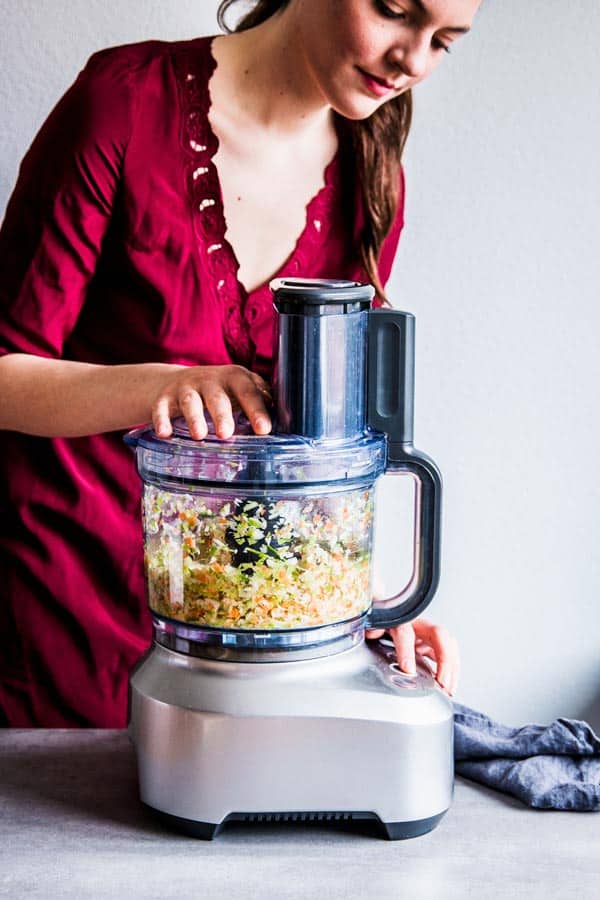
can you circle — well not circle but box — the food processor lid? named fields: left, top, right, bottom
left=271, top=277, right=374, bottom=315
left=126, top=416, right=386, bottom=488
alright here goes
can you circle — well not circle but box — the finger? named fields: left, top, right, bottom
left=415, top=642, right=436, bottom=661
left=433, top=633, right=459, bottom=696
left=365, top=629, right=385, bottom=639
left=389, top=623, right=416, bottom=675
left=177, top=388, right=207, bottom=441
left=413, top=620, right=460, bottom=695
left=152, top=396, right=174, bottom=439
left=230, top=372, right=272, bottom=435
left=250, top=372, right=273, bottom=401
left=201, top=385, right=235, bottom=439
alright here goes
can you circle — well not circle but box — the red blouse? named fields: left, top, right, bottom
left=0, top=36, right=405, bottom=726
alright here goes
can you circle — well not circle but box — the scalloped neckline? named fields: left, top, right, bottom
left=204, top=36, right=340, bottom=298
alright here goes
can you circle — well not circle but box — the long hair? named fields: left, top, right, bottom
left=217, top=0, right=412, bottom=299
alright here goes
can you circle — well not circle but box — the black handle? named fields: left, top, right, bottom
left=366, top=309, right=442, bottom=628
left=365, top=447, right=442, bottom=629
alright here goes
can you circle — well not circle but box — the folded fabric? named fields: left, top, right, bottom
left=453, top=702, right=600, bottom=811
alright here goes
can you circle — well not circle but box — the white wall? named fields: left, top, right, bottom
left=2, top=1, right=599, bottom=728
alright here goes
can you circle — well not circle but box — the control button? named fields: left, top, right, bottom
left=391, top=676, right=420, bottom=690
left=389, top=662, right=417, bottom=678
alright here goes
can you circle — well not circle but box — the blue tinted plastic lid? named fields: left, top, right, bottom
left=125, top=416, right=386, bottom=488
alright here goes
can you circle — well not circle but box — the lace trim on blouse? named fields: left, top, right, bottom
left=172, top=36, right=340, bottom=366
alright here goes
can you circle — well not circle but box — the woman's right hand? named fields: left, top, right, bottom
left=151, top=364, right=272, bottom=440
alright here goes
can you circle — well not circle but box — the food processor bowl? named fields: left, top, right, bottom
left=126, top=416, right=386, bottom=654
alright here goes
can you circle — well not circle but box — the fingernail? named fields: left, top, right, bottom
left=400, top=659, right=417, bottom=675
left=215, top=419, right=233, bottom=437
left=255, top=415, right=271, bottom=432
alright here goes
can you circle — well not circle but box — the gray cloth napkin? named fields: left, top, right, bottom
left=453, top=702, right=600, bottom=810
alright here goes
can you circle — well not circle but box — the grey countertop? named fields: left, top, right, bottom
left=0, top=729, right=598, bottom=900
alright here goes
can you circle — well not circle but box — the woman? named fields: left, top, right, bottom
left=0, top=0, right=475, bottom=726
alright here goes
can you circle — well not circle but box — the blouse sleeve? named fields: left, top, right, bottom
left=377, top=165, right=406, bottom=289
left=0, top=47, right=140, bottom=359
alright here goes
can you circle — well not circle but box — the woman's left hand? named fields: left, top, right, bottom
left=365, top=618, right=460, bottom=697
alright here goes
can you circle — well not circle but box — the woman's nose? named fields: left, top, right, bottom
left=388, top=36, right=430, bottom=80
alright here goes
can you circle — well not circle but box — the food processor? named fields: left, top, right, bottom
left=126, top=278, right=452, bottom=840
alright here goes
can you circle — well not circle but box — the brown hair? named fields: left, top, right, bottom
left=217, top=0, right=412, bottom=300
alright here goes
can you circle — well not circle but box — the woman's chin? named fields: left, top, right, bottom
left=331, top=95, right=385, bottom=121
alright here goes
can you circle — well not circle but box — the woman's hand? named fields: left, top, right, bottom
left=366, top=619, right=460, bottom=697
left=151, top=364, right=272, bottom=440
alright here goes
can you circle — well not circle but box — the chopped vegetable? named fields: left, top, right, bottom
left=143, top=485, right=374, bottom=629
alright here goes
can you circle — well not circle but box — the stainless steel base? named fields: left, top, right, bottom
left=128, top=638, right=454, bottom=840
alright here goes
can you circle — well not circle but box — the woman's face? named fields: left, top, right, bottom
left=294, top=0, right=481, bottom=119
